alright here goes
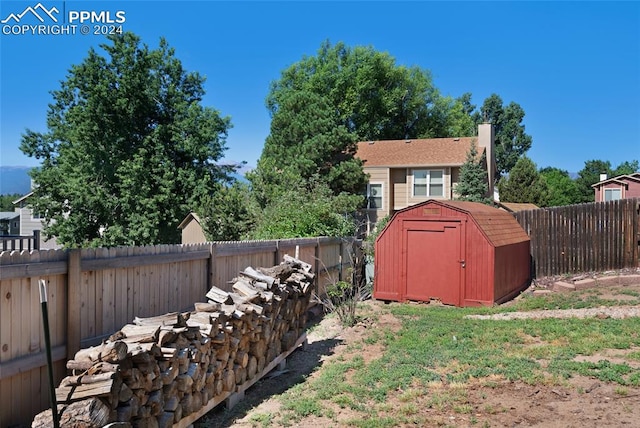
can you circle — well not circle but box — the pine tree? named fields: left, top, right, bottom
left=498, top=156, right=548, bottom=206
left=455, top=144, right=492, bottom=204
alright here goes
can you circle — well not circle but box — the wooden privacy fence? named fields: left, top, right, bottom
left=0, top=236, right=356, bottom=428
left=513, top=198, right=640, bottom=278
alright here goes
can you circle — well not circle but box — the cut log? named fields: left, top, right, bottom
left=157, top=412, right=174, bottom=428
left=74, top=341, right=128, bottom=364
left=56, top=378, right=115, bottom=403
left=247, top=356, right=258, bottom=379
left=32, top=398, right=111, bottom=428
left=206, top=286, right=233, bottom=304
left=118, top=325, right=161, bottom=343
left=240, top=267, right=276, bottom=287
left=234, top=350, right=249, bottom=368
left=222, top=369, right=235, bottom=391
left=232, top=279, right=260, bottom=301
left=61, top=371, right=119, bottom=387
left=282, top=254, right=313, bottom=272
left=119, top=383, right=133, bottom=402
left=193, top=301, right=221, bottom=312
left=257, top=264, right=294, bottom=281
left=133, top=312, right=184, bottom=327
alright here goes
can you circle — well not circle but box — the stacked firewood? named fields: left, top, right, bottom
left=32, top=256, right=314, bottom=428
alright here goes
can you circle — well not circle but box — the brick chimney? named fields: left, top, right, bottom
left=477, top=123, right=496, bottom=198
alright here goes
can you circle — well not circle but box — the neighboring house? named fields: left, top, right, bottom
left=592, top=173, right=640, bottom=202
left=497, top=202, right=540, bottom=213
left=0, top=212, right=20, bottom=235
left=178, top=212, right=207, bottom=244
left=12, top=192, right=61, bottom=249
left=355, top=123, right=496, bottom=231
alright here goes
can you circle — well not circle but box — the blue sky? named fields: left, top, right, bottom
left=1, top=1, right=639, bottom=175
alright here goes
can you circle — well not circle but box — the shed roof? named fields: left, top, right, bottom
left=177, top=212, right=203, bottom=230
left=356, top=137, right=480, bottom=167
left=391, top=200, right=530, bottom=247
left=498, top=202, right=540, bottom=213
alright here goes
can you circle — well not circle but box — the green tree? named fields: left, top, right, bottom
left=0, top=194, right=21, bottom=211
left=250, top=90, right=366, bottom=206
left=197, top=182, right=255, bottom=241
left=575, top=160, right=612, bottom=203
left=539, top=167, right=581, bottom=207
left=612, top=160, right=639, bottom=176
left=455, top=144, right=491, bottom=204
left=266, top=40, right=447, bottom=142
left=446, top=92, right=479, bottom=137
left=479, top=94, right=533, bottom=179
left=575, top=159, right=639, bottom=202
left=497, top=156, right=548, bottom=206
left=249, top=178, right=362, bottom=240
left=20, top=33, right=233, bottom=247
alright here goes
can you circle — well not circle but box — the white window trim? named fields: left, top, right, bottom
left=412, top=169, right=445, bottom=198
left=31, top=209, right=42, bottom=220
left=366, top=182, right=384, bottom=210
left=603, top=187, right=622, bottom=201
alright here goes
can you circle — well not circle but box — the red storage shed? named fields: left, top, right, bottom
left=374, top=200, right=530, bottom=307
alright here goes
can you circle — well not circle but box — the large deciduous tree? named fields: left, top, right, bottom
left=497, top=156, right=548, bottom=206
left=539, top=167, right=581, bottom=207
left=250, top=90, right=366, bottom=206
left=266, top=41, right=446, bottom=142
left=251, top=40, right=459, bottom=238
left=479, top=94, right=533, bottom=179
left=20, top=33, right=233, bottom=247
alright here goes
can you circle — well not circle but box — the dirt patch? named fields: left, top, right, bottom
left=196, top=290, right=640, bottom=428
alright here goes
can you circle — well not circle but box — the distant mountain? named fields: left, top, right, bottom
left=230, top=172, right=248, bottom=183
left=0, top=166, right=32, bottom=195
left=0, top=165, right=248, bottom=196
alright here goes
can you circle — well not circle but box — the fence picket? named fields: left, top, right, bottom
left=0, top=236, right=359, bottom=427
left=514, top=199, right=640, bottom=278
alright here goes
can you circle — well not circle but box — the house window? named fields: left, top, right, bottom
left=366, top=183, right=383, bottom=210
left=413, top=169, right=444, bottom=197
left=604, top=188, right=621, bottom=201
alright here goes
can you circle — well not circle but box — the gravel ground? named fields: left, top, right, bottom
left=466, top=305, right=640, bottom=320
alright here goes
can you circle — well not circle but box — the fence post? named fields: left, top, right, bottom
left=314, top=238, right=320, bottom=296
left=339, top=239, right=344, bottom=282
left=67, top=249, right=82, bottom=361
left=274, top=240, right=281, bottom=265
left=33, top=230, right=40, bottom=251
left=208, top=242, right=216, bottom=290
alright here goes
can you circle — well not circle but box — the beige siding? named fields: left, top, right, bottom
left=363, top=167, right=390, bottom=218
left=451, top=167, right=461, bottom=199
left=18, top=207, right=60, bottom=249
left=181, top=220, right=208, bottom=244
left=391, top=168, right=408, bottom=210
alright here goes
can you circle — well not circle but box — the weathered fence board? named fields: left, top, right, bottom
left=513, top=198, right=640, bottom=278
left=0, top=237, right=356, bottom=427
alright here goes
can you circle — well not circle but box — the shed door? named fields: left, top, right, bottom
left=404, top=221, right=462, bottom=305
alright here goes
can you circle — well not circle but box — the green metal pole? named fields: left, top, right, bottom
left=39, top=279, right=59, bottom=428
